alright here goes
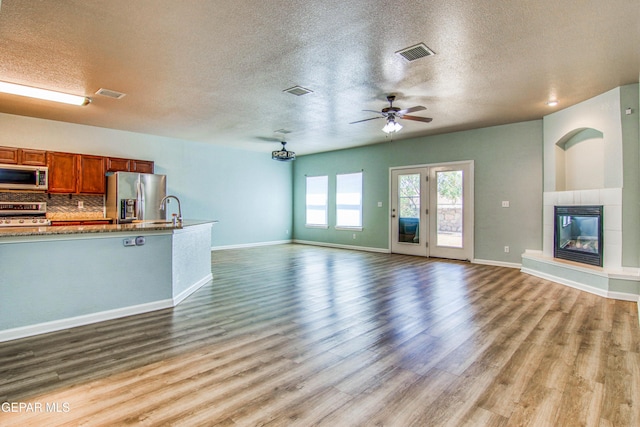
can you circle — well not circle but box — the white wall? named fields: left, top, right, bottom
left=543, top=88, right=623, bottom=191
left=0, top=113, right=293, bottom=247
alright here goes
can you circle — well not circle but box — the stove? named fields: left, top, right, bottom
left=0, top=202, right=51, bottom=227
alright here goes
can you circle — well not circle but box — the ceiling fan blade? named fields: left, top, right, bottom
left=349, top=116, right=384, bottom=124
left=397, top=106, right=426, bottom=116
left=402, top=115, right=433, bottom=123
left=254, top=136, right=283, bottom=142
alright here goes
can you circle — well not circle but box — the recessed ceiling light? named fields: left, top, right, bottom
left=547, top=100, right=558, bottom=107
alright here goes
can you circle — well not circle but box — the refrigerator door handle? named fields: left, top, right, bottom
left=139, top=181, right=146, bottom=220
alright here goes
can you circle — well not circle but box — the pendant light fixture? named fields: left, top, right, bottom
left=272, top=141, right=296, bottom=161
left=0, top=81, right=91, bottom=106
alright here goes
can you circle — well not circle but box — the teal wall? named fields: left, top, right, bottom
left=0, top=113, right=293, bottom=248
left=621, top=83, right=640, bottom=267
left=292, top=120, right=543, bottom=264
left=0, top=233, right=173, bottom=330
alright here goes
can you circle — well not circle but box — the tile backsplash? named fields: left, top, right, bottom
left=0, top=192, right=104, bottom=216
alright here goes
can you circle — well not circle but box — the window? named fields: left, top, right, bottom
left=336, top=172, right=363, bottom=229
left=305, top=175, right=328, bottom=227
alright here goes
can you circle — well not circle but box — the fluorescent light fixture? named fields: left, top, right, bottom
left=382, top=119, right=402, bottom=134
left=0, top=81, right=91, bottom=106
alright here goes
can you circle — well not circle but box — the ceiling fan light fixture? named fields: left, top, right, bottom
left=382, top=119, right=402, bottom=134
left=0, top=81, right=90, bottom=106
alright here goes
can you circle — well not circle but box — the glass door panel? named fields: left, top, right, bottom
left=429, top=163, right=473, bottom=261
left=435, top=170, right=463, bottom=248
left=391, top=168, right=428, bottom=256
left=398, top=173, right=420, bottom=244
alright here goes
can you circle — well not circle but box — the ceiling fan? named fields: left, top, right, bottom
left=350, top=95, right=432, bottom=133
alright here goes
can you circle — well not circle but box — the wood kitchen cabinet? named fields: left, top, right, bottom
left=105, top=157, right=130, bottom=173
left=47, top=152, right=106, bottom=194
left=78, top=154, right=106, bottom=194
left=19, top=149, right=47, bottom=166
left=132, top=160, right=154, bottom=173
left=0, top=146, right=48, bottom=165
left=0, top=146, right=19, bottom=164
left=50, top=219, right=112, bottom=226
left=47, top=151, right=78, bottom=193
left=106, top=157, right=154, bottom=174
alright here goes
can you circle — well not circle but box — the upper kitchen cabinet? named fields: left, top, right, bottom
left=106, top=157, right=154, bottom=174
left=47, top=152, right=105, bottom=194
left=47, top=151, right=78, bottom=193
left=19, top=149, right=47, bottom=166
left=0, top=146, right=19, bottom=164
left=132, top=160, right=154, bottom=174
left=105, top=157, right=130, bottom=173
left=0, top=146, right=48, bottom=165
left=78, top=154, right=106, bottom=194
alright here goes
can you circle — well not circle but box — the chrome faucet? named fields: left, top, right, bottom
left=160, top=195, right=182, bottom=226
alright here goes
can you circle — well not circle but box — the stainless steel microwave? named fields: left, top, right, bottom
left=0, top=164, right=48, bottom=191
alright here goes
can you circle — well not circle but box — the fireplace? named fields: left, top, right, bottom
left=554, top=205, right=603, bottom=267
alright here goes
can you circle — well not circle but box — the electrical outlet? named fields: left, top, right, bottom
left=352, top=233, right=356, bottom=239
left=501, top=201, right=510, bottom=208
left=504, top=246, right=510, bottom=253
left=78, top=200, right=84, bottom=209
left=123, top=238, right=136, bottom=247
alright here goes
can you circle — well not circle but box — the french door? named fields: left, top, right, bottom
left=390, top=162, right=473, bottom=261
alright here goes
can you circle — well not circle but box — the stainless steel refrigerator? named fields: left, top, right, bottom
left=106, top=172, right=167, bottom=223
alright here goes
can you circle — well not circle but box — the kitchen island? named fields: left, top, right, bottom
left=0, top=220, right=217, bottom=342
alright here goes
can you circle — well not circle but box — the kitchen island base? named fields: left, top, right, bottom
left=0, top=221, right=214, bottom=342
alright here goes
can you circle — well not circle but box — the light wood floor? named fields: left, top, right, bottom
left=1, top=244, right=639, bottom=426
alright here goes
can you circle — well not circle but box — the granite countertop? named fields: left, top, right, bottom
left=0, top=220, right=218, bottom=238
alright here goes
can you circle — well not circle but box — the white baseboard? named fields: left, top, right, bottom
left=173, top=273, right=212, bottom=306
left=521, top=266, right=640, bottom=302
left=211, top=239, right=292, bottom=251
left=0, top=299, right=174, bottom=343
left=293, top=239, right=390, bottom=253
left=473, top=258, right=522, bottom=269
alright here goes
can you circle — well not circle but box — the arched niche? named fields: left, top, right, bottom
left=554, top=127, right=604, bottom=191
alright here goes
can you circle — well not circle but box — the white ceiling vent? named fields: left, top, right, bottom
left=95, top=88, right=126, bottom=99
left=395, top=43, right=435, bottom=62
left=283, top=86, right=313, bottom=96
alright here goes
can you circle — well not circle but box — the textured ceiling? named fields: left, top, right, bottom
left=0, top=0, right=638, bottom=155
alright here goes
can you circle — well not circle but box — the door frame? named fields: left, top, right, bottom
left=390, top=167, right=429, bottom=257
left=389, top=160, right=474, bottom=261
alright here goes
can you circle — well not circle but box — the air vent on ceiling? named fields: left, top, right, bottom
left=395, top=43, right=435, bottom=62
left=95, top=88, right=126, bottom=99
left=283, top=86, right=313, bottom=96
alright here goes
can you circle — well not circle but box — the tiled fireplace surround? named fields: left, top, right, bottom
left=521, top=86, right=640, bottom=304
